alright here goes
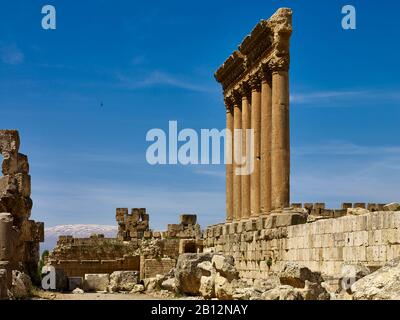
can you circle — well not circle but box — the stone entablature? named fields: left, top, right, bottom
left=204, top=210, right=400, bottom=288
left=215, top=8, right=292, bottom=222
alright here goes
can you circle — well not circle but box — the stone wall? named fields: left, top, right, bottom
left=48, top=213, right=203, bottom=281
left=144, top=258, right=176, bottom=279
left=53, top=256, right=140, bottom=278
left=204, top=210, right=400, bottom=287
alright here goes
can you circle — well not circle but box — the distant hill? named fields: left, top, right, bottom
left=43, top=224, right=118, bottom=252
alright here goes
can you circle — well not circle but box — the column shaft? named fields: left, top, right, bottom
left=233, top=100, right=242, bottom=221
left=225, top=103, right=234, bottom=222
left=260, top=72, right=272, bottom=214
left=250, top=78, right=261, bottom=217
left=241, top=89, right=251, bottom=220
left=271, top=71, right=290, bottom=210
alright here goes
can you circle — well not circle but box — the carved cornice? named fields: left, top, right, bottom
left=215, top=8, right=292, bottom=94
left=215, top=51, right=246, bottom=92
left=268, top=9, right=292, bottom=72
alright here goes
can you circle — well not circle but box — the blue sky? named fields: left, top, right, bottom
left=1, top=0, right=399, bottom=230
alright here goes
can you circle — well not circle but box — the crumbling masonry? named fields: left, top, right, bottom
left=0, top=130, right=44, bottom=297
left=48, top=210, right=202, bottom=283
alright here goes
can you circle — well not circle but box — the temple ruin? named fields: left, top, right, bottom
left=0, top=130, right=44, bottom=298
left=204, top=8, right=400, bottom=290
left=215, top=8, right=292, bottom=222
left=46, top=210, right=203, bottom=290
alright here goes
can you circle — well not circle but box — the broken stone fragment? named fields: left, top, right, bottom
left=383, top=203, right=400, bottom=212
left=347, top=207, right=369, bottom=215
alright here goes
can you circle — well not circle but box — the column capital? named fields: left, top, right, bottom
left=249, top=74, right=261, bottom=92
left=232, top=90, right=242, bottom=106
left=224, top=95, right=234, bottom=111
left=239, top=82, right=251, bottom=100
left=258, top=64, right=272, bottom=83
left=268, top=55, right=290, bottom=73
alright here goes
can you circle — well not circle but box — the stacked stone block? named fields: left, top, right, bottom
left=204, top=210, right=400, bottom=287
left=0, top=130, right=44, bottom=288
left=116, top=208, right=149, bottom=241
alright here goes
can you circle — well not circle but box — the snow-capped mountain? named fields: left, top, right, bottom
left=43, top=224, right=118, bottom=252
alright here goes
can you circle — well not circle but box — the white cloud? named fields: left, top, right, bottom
left=116, top=71, right=217, bottom=93
left=291, top=89, right=400, bottom=107
left=0, top=43, right=24, bottom=65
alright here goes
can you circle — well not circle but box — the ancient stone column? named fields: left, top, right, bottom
left=225, top=97, right=234, bottom=222
left=0, top=213, right=14, bottom=288
left=233, top=91, right=242, bottom=221
left=270, top=67, right=290, bottom=210
left=249, top=74, right=261, bottom=218
left=240, top=83, right=251, bottom=220
left=0, top=213, right=13, bottom=262
left=260, top=68, right=272, bottom=214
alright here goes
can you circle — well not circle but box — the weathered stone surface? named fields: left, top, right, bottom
left=130, top=284, right=145, bottom=293
left=261, top=285, right=303, bottom=300
left=279, top=262, right=324, bottom=288
left=347, top=207, right=369, bottom=215
left=214, top=274, right=234, bottom=300
left=84, top=274, right=109, bottom=292
left=352, top=258, right=400, bottom=300
left=339, top=263, right=371, bottom=293
left=199, top=275, right=215, bottom=299
left=10, top=270, right=31, bottom=299
left=384, top=203, right=400, bottom=212
left=211, top=255, right=239, bottom=281
left=109, top=271, right=139, bottom=292
left=143, top=277, right=159, bottom=291
left=253, top=276, right=280, bottom=292
left=235, top=288, right=263, bottom=300
left=174, top=253, right=214, bottom=295
left=161, top=278, right=176, bottom=292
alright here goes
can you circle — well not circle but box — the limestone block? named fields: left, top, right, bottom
left=180, top=214, right=197, bottom=225
left=228, top=223, right=237, bottom=235
left=344, top=232, right=354, bottom=247
left=353, top=231, right=368, bottom=247
left=352, top=215, right=367, bottom=232
left=347, top=207, right=369, bottom=216
left=342, top=203, right=353, bottom=210
left=354, top=203, right=366, bottom=209
left=334, top=209, right=347, bottom=218
left=264, top=216, right=276, bottom=229
left=384, top=203, right=400, bottom=212
left=275, top=212, right=307, bottom=228
left=245, top=219, right=257, bottom=232
left=84, top=274, right=109, bottom=292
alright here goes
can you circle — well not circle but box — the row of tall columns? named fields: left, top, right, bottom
left=225, top=68, right=290, bottom=222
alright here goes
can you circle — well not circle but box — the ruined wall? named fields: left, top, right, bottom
left=0, top=130, right=44, bottom=288
left=144, top=258, right=176, bottom=279
left=53, top=256, right=140, bottom=278
left=48, top=212, right=203, bottom=280
left=204, top=208, right=400, bottom=287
